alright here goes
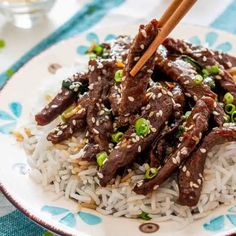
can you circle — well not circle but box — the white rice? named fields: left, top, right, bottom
left=18, top=66, right=236, bottom=224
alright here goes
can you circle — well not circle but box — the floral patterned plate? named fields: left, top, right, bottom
left=1, top=24, right=236, bottom=236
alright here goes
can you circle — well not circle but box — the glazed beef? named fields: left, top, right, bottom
left=119, top=19, right=159, bottom=115
left=163, top=38, right=236, bottom=104
left=47, top=94, right=89, bottom=143
left=178, top=125, right=236, bottom=206
left=134, top=97, right=214, bottom=195
left=99, top=84, right=174, bottom=186
left=155, top=50, right=217, bottom=101
left=35, top=72, right=88, bottom=126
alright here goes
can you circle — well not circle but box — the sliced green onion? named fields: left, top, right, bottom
left=231, top=111, right=236, bottom=122
left=202, top=69, right=209, bottom=78
left=96, top=151, right=108, bottom=167
left=203, top=77, right=216, bottom=89
left=61, top=104, right=76, bottom=121
left=114, top=70, right=123, bottom=83
left=145, top=167, right=158, bottom=179
left=139, top=211, right=151, bottom=221
left=207, top=65, right=220, bottom=75
left=225, top=104, right=236, bottom=115
left=43, top=231, right=54, bottom=236
left=223, top=92, right=234, bottom=104
left=135, top=118, right=150, bottom=136
left=89, top=54, right=97, bottom=60
left=181, top=55, right=203, bottom=73
left=184, top=111, right=191, bottom=119
left=93, top=44, right=104, bottom=56
left=175, top=125, right=185, bottom=139
left=111, top=131, right=123, bottom=143
left=224, top=114, right=230, bottom=123
left=193, top=74, right=203, bottom=85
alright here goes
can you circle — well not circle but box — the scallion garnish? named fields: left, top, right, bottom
left=193, top=74, right=203, bottom=85
left=96, top=151, right=108, bottom=167
left=114, top=70, right=123, bottom=83
left=225, top=104, right=236, bottom=115
left=184, top=111, right=191, bottom=119
left=135, top=118, right=150, bottom=136
left=223, top=92, right=234, bottom=104
left=111, top=131, right=123, bottom=143
left=145, top=167, right=158, bottom=179
left=231, top=111, right=236, bottom=123
left=139, top=211, right=152, bottom=221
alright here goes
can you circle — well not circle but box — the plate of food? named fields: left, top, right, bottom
left=1, top=20, right=236, bottom=236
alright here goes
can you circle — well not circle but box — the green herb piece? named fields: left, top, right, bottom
left=111, top=131, right=123, bottom=143
left=93, top=44, right=104, bottom=56
left=43, top=231, right=54, bottom=236
left=135, top=118, right=150, bottom=136
left=231, top=111, right=236, bottom=123
left=184, top=111, right=191, bottom=119
left=225, top=104, right=236, bottom=115
left=223, top=92, right=234, bottom=104
left=207, top=64, right=220, bottom=75
left=181, top=55, right=203, bottom=73
left=114, top=70, right=123, bottom=83
left=193, top=74, right=203, bottom=85
left=224, top=114, right=230, bottom=123
left=96, top=151, right=108, bottom=167
left=139, top=211, right=152, bottom=221
left=89, top=54, right=97, bottom=60
left=175, top=125, right=185, bottom=139
left=145, top=167, right=158, bottom=179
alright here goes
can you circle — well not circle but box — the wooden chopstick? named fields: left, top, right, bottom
left=159, top=0, right=184, bottom=27
left=130, top=0, right=197, bottom=77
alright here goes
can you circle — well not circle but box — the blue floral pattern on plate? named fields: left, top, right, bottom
left=0, top=102, right=22, bottom=134
left=188, top=31, right=232, bottom=52
left=41, top=205, right=102, bottom=228
left=203, top=205, right=236, bottom=233
left=77, top=32, right=116, bottom=55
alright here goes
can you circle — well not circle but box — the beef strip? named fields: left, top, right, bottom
left=178, top=125, right=236, bottom=207
left=82, top=143, right=100, bottom=161
left=163, top=38, right=236, bottom=104
left=134, top=97, right=214, bottom=195
left=99, top=84, right=174, bottom=186
left=35, top=72, right=88, bottom=126
left=119, top=19, right=159, bottom=115
left=155, top=49, right=217, bottom=101
left=213, top=51, right=236, bottom=69
left=88, top=59, right=115, bottom=102
left=47, top=94, right=89, bottom=144
left=149, top=84, right=185, bottom=167
left=86, top=101, right=113, bottom=152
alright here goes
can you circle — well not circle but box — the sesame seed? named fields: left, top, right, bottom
left=185, top=93, right=191, bottom=97
left=149, top=111, right=154, bottom=118
left=197, top=179, right=202, bottom=184
left=157, top=93, right=162, bottom=98
left=182, top=166, right=187, bottom=172
left=51, top=105, right=58, bottom=108
left=172, top=158, right=177, bottom=164
left=199, top=173, right=203, bottom=179
left=97, top=172, right=103, bottom=178
left=146, top=104, right=151, bottom=110
left=215, top=75, right=222, bottom=80
left=140, top=44, right=144, bottom=50
left=190, top=181, right=193, bottom=188
left=96, top=120, right=100, bottom=126
left=203, top=56, right=207, bottom=62
left=141, top=29, right=147, bottom=38
left=128, top=96, right=134, bottom=102
left=93, top=128, right=99, bottom=134
left=192, top=183, right=199, bottom=188
left=69, top=128, right=73, bottom=134
left=167, top=91, right=173, bottom=97
left=97, top=76, right=102, bottom=81
left=127, top=145, right=132, bottom=149
left=90, top=65, right=95, bottom=71
left=175, top=103, right=182, bottom=108
left=138, top=145, right=141, bottom=153
left=151, top=127, right=157, bottom=133
left=167, top=62, right=172, bottom=67
left=65, top=91, right=70, bottom=96
left=176, top=154, right=180, bottom=164
left=91, top=117, right=95, bottom=123
left=193, top=95, right=198, bottom=101
left=186, top=171, right=190, bottom=177
left=213, top=111, right=219, bottom=116
left=227, top=61, right=232, bottom=68
left=72, top=120, right=76, bottom=126
left=147, top=69, right=153, bottom=73
left=153, top=185, right=159, bottom=190
left=159, top=110, right=163, bottom=117
left=183, top=80, right=190, bottom=85
left=193, top=113, right=199, bottom=120
left=137, top=180, right=144, bottom=187
left=88, top=84, right=94, bottom=90
left=200, top=148, right=206, bottom=153
left=134, top=57, right=140, bottom=61
left=162, top=89, right=167, bottom=95
left=57, top=130, right=63, bottom=136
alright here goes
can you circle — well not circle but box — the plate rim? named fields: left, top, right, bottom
left=1, top=23, right=236, bottom=236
